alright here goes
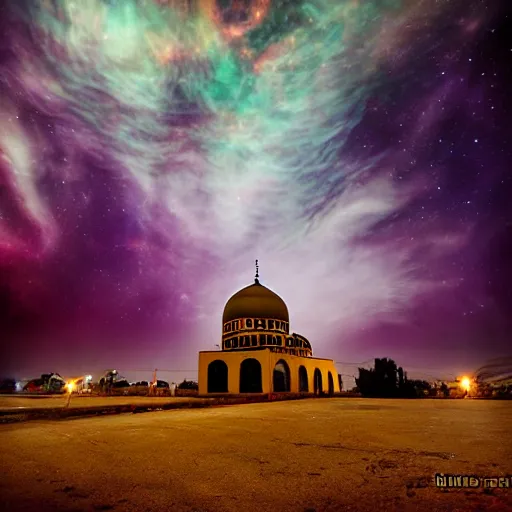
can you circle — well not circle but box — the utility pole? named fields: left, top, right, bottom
left=151, top=368, right=158, bottom=396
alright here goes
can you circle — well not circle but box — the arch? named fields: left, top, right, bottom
left=298, top=366, right=309, bottom=392
left=273, top=359, right=291, bottom=392
left=207, top=360, right=228, bottom=393
left=314, top=368, right=323, bottom=395
left=328, top=372, right=334, bottom=396
left=239, top=358, right=262, bottom=393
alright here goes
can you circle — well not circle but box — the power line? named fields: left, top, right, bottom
left=335, top=360, right=374, bottom=366
left=109, top=369, right=197, bottom=373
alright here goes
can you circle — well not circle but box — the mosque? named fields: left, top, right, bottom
left=198, top=262, right=341, bottom=396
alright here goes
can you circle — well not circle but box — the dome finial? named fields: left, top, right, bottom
left=255, top=259, right=260, bottom=284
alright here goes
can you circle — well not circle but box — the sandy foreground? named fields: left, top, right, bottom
left=0, top=398, right=510, bottom=512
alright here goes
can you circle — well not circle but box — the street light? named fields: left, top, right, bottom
left=460, top=377, right=471, bottom=392
left=66, top=381, right=74, bottom=407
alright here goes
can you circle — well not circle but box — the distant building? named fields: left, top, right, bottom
left=198, top=263, right=340, bottom=396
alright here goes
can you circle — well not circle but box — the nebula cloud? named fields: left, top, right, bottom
left=0, top=0, right=510, bottom=380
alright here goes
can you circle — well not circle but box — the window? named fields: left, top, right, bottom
left=251, top=335, right=258, bottom=346
left=246, top=318, right=253, bottom=329
left=268, top=319, right=275, bottom=330
left=259, top=334, right=267, bottom=345
left=225, top=339, right=231, bottom=349
left=232, top=337, right=239, bottom=348
left=244, top=336, right=251, bottom=347
left=255, top=319, right=266, bottom=330
left=275, top=335, right=283, bottom=346
left=239, top=359, right=262, bottom=393
left=299, top=366, right=308, bottom=392
left=208, top=360, right=228, bottom=393
left=273, top=360, right=290, bottom=392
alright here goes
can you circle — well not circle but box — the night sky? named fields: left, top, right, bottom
left=1, top=0, right=511, bottom=384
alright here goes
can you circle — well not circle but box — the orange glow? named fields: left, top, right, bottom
left=460, top=377, right=471, bottom=391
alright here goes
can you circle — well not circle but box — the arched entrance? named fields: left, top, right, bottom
left=273, top=360, right=290, bottom=392
left=328, top=372, right=334, bottom=396
left=298, top=366, right=309, bottom=392
left=207, top=360, right=228, bottom=393
left=314, top=368, right=323, bottom=395
left=239, top=358, right=262, bottom=393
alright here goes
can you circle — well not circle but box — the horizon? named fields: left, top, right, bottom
left=8, top=353, right=507, bottom=391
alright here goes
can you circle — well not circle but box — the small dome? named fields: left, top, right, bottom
left=222, top=280, right=289, bottom=324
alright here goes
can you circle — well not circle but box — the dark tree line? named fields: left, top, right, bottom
left=355, top=358, right=435, bottom=398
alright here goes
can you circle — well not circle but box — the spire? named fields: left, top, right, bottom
left=255, top=259, right=260, bottom=284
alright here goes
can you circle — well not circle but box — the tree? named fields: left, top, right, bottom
left=355, top=358, right=432, bottom=398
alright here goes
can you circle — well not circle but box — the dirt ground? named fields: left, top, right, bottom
left=0, top=398, right=510, bottom=512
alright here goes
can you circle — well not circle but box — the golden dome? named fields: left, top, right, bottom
left=222, top=280, right=289, bottom=324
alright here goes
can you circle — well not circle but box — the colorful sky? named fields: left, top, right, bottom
left=1, top=0, right=510, bottom=385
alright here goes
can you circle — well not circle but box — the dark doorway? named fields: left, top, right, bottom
left=314, top=368, right=323, bottom=395
left=328, top=372, right=334, bottom=396
left=338, top=374, right=343, bottom=392
left=239, top=358, right=262, bottom=393
left=207, top=360, right=228, bottom=393
left=299, top=366, right=309, bottom=392
left=273, top=360, right=290, bottom=392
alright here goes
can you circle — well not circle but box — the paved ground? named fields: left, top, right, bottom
left=0, top=395, right=193, bottom=410
left=0, top=398, right=510, bottom=512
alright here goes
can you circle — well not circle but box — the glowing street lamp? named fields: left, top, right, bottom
left=66, top=381, right=74, bottom=407
left=460, top=377, right=471, bottom=392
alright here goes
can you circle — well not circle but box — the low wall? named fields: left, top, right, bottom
left=97, top=388, right=199, bottom=397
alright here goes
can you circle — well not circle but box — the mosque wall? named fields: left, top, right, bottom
left=198, top=349, right=340, bottom=395
left=268, top=351, right=340, bottom=394
left=198, top=349, right=272, bottom=394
